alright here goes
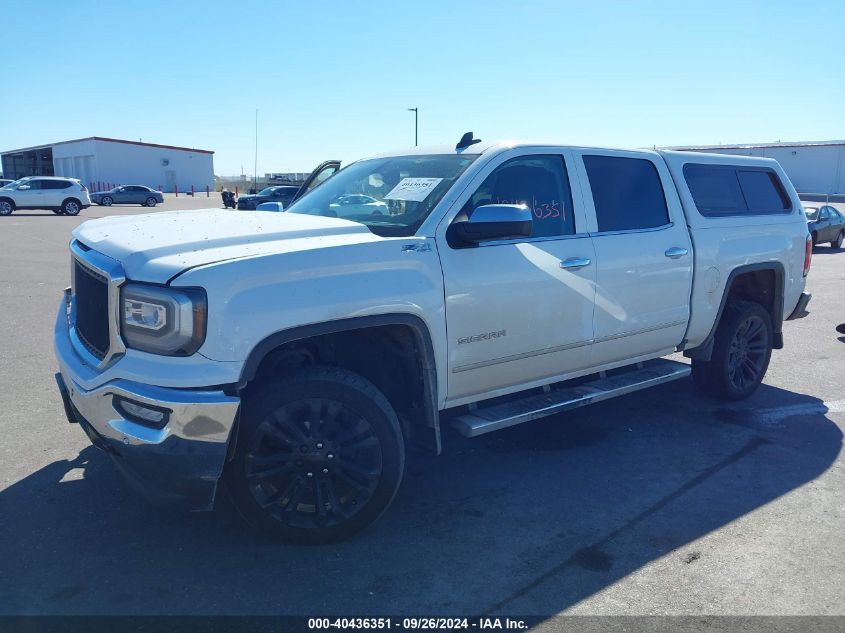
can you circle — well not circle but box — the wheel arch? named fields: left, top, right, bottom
left=685, top=262, right=785, bottom=361
left=238, top=314, right=441, bottom=454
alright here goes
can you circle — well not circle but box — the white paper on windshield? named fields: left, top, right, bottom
left=384, top=178, right=443, bottom=202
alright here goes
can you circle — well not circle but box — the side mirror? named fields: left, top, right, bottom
left=450, top=204, right=532, bottom=245
left=256, top=201, right=285, bottom=212
left=17, top=184, right=30, bottom=190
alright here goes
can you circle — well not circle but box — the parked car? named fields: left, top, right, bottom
left=328, top=193, right=389, bottom=216
left=55, top=136, right=811, bottom=543
left=806, top=204, right=845, bottom=248
left=236, top=185, right=300, bottom=210
left=0, top=179, right=14, bottom=188
left=0, top=176, right=91, bottom=216
left=91, top=185, right=164, bottom=207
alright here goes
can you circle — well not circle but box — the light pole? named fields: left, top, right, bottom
left=254, top=108, right=258, bottom=193
left=407, top=107, right=418, bottom=146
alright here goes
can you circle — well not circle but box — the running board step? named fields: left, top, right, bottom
left=452, top=359, right=691, bottom=437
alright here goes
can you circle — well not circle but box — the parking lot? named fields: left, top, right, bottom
left=0, top=199, right=843, bottom=617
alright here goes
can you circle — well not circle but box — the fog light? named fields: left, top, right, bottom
left=113, top=396, right=170, bottom=429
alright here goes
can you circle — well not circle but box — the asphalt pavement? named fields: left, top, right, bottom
left=0, top=197, right=843, bottom=617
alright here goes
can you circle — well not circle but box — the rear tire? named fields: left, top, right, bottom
left=225, top=366, right=405, bottom=544
left=832, top=230, right=844, bottom=249
left=61, top=199, right=81, bottom=216
left=692, top=300, right=773, bottom=401
left=145, top=197, right=157, bottom=207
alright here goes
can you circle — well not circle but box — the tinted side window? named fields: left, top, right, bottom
left=464, top=155, right=574, bottom=237
left=23, top=180, right=43, bottom=190
left=583, top=155, right=669, bottom=232
left=683, top=164, right=791, bottom=216
left=45, top=180, right=72, bottom=189
left=279, top=190, right=297, bottom=205
left=736, top=170, right=789, bottom=211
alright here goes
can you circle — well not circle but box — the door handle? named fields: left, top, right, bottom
left=560, top=257, right=591, bottom=270
left=664, top=247, right=689, bottom=259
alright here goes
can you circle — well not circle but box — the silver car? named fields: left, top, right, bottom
left=91, top=185, right=164, bottom=207
left=328, top=193, right=389, bottom=217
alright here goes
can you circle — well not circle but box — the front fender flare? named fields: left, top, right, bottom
left=237, top=313, right=441, bottom=454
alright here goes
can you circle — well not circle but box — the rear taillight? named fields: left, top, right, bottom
left=803, top=234, right=812, bottom=277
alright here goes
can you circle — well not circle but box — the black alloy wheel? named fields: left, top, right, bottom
left=726, top=314, right=768, bottom=393
left=692, top=300, right=773, bottom=401
left=226, top=366, right=404, bottom=544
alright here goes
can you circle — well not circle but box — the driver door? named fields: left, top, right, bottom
left=818, top=207, right=834, bottom=241
left=292, top=160, right=341, bottom=203
left=435, top=150, right=596, bottom=404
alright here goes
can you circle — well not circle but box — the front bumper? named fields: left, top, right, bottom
left=54, top=290, right=240, bottom=511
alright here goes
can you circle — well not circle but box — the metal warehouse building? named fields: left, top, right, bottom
left=670, top=140, right=845, bottom=195
left=1, top=137, right=214, bottom=193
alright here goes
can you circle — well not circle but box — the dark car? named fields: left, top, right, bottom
left=806, top=205, right=845, bottom=248
left=236, top=185, right=301, bottom=210
left=91, top=185, right=164, bottom=207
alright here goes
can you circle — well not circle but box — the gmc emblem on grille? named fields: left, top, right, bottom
left=458, top=330, right=506, bottom=345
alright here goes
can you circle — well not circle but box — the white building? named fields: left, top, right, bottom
left=1, top=137, right=214, bottom=193
left=668, top=140, right=845, bottom=195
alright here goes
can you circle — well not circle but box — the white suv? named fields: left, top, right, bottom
left=0, top=177, right=92, bottom=216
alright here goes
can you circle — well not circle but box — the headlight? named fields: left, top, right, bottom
left=120, top=283, right=207, bottom=356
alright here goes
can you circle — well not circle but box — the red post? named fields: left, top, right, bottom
left=191, top=184, right=195, bottom=197
left=206, top=185, right=209, bottom=198
left=175, top=184, right=178, bottom=197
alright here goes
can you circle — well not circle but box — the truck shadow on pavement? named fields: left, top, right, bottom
left=0, top=380, right=841, bottom=615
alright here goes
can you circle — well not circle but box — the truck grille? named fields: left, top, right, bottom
left=74, top=260, right=110, bottom=359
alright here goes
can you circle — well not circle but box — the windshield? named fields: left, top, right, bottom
left=804, top=207, right=819, bottom=220
left=257, top=187, right=279, bottom=196
left=285, top=154, right=477, bottom=237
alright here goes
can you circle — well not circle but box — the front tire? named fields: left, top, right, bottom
left=225, top=366, right=405, bottom=544
left=0, top=199, right=13, bottom=216
left=692, top=300, right=773, bottom=401
left=101, top=196, right=113, bottom=206
left=61, top=199, right=81, bottom=216
left=832, top=230, right=844, bottom=249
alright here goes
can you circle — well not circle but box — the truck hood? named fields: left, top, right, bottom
left=73, top=209, right=377, bottom=283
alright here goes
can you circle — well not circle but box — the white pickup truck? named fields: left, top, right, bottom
left=54, top=134, right=813, bottom=543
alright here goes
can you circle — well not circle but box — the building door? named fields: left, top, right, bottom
left=165, top=170, right=176, bottom=193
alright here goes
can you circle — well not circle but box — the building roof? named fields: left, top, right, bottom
left=665, top=139, right=845, bottom=151
left=1, top=136, right=214, bottom=155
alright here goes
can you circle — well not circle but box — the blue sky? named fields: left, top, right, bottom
left=3, top=0, right=842, bottom=175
